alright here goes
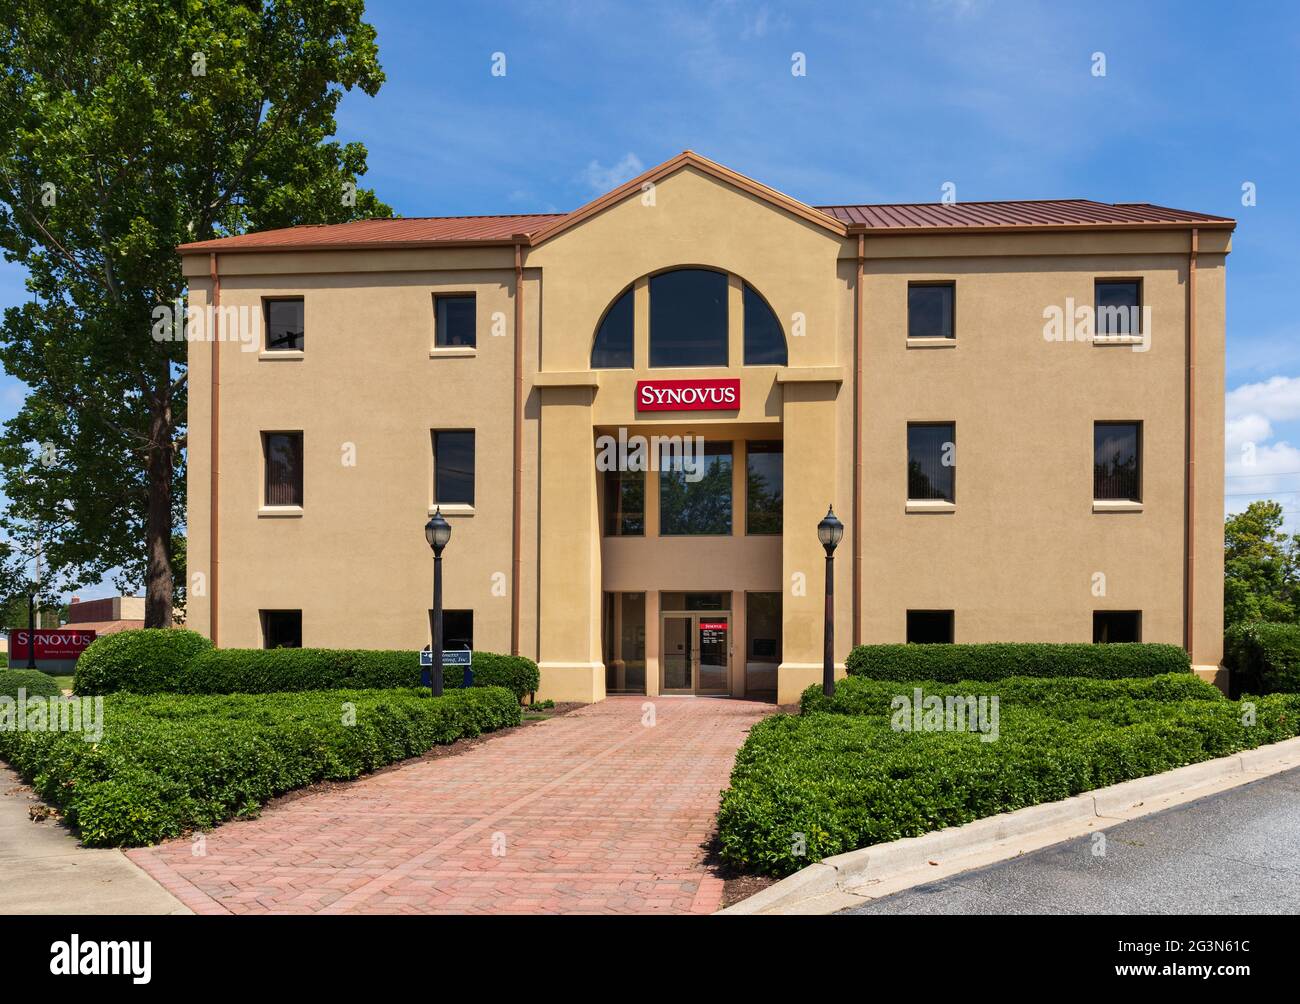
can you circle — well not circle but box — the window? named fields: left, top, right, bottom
left=434, top=294, right=476, bottom=347
left=907, top=423, right=955, bottom=502
left=907, top=610, right=953, bottom=644
left=908, top=283, right=954, bottom=340
left=429, top=609, right=474, bottom=651
left=264, top=299, right=304, bottom=351
left=602, top=593, right=646, bottom=695
left=650, top=269, right=728, bottom=367
left=1095, top=280, right=1141, bottom=337
left=1094, top=422, right=1141, bottom=501
left=591, top=286, right=633, bottom=368
left=603, top=468, right=644, bottom=536
left=743, top=283, right=787, bottom=365
left=659, top=442, right=732, bottom=535
left=432, top=430, right=475, bottom=506
left=261, top=610, right=302, bottom=649
left=746, top=441, right=782, bottom=534
left=1094, top=610, right=1141, bottom=643
left=263, top=432, right=304, bottom=507
left=745, top=592, right=782, bottom=694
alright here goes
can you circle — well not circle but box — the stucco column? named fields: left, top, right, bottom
left=778, top=377, right=847, bottom=704
left=536, top=382, right=605, bottom=702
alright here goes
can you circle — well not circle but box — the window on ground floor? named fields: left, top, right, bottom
left=428, top=609, right=474, bottom=651
left=1093, top=610, right=1141, bottom=643
left=602, top=592, right=646, bottom=695
left=261, top=609, right=302, bottom=649
left=907, top=609, right=953, bottom=644
left=745, top=592, right=781, bottom=695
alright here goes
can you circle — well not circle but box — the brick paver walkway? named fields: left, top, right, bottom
left=127, top=696, right=772, bottom=914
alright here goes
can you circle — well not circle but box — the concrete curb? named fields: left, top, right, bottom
left=719, top=734, right=1300, bottom=915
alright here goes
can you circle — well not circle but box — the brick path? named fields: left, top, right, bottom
left=126, top=696, right=772, bottom=915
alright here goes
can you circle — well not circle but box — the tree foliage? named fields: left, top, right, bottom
left=1224, top=500, right=1300, bottom=628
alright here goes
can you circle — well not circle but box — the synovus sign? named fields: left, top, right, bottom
left=635, top=379, right=740, bottom=411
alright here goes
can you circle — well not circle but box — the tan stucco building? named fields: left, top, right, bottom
left=179, top=152, right=1232, bottom=704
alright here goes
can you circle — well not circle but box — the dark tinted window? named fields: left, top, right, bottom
left=907, top=423, right=955, bottom=502
left=263, top=432, right=303, bottom=506
left=603, top=468, right=644, bottom=536
left=1095, top=280, right=1141, bottom=336
left=650, top=269, right=728, bottom=367
left=908, top=283, right=954, bottom=339
left=591, top=286, right=634, bottom=368
left=743, top=283, right=786, bottom=365
left=262, top=610, right=302, bottom=649
left=1093, top=610, right=1141, bottom=643
left=429, top=609, right=474, bottom=651
left=435, top=294, right=476, bottom=347
left=746, top=441, right=783, bottom=534
left=660, top=442, right=732, bottom=535
left=265, top=299, right=304, bottom=351
left=433, top=430, right=475, bottom=505
left=746, top=592, right=782, bottom=662
left=1094, top=422, right=1141, bottom=501
left=907, top=610, right=953, bottom=643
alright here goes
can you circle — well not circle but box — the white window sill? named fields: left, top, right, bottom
left=429, top=504, right=476, bottom=517
left=429, top=346, right=477, bottom=359
left=259, top=506, right=304, bottom=518
left=1091, top=335, right=1146, bottom=347
left=906, top=337, right=956, bottom=349
left=1093, top=499, right=1143, bottom=513
left=259, top=349, right=305, bottom=361
left=906, top=500, right=956, bottom=513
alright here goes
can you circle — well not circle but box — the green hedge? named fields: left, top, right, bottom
left=0, top=686, right=521, bottom=847
left=845, top=642, right=1190, bottom=682
left=178, top=647, right=540, bottom=700
left=0, top=669, right=63, bottom=699
left=72, top=628, right=541, bottom=701
left=73, top=629, right=213, bottom=695
left=1224, top=622, right=1300, bottom=694
left=717, top=676, right=1300, bottom=877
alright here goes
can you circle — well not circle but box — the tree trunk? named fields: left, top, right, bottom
left=144, top=377, right=174, bottom=628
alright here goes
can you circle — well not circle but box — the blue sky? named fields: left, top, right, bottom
left=3, top=0, right=1300, bottom=598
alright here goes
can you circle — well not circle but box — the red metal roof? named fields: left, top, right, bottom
left=815, top=199, right=1233, bottom=231
left=179, top=199, right=1232, bottom=255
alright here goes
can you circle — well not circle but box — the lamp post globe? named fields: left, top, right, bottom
left=425, top=508, right=452, bottom=697
left=818, top=505, right=843, bottom=696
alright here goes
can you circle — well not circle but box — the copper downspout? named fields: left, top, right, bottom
left=852, top=233, right=864, bottom=646
left=511, top=240, right=525, bottom=656
left=208, top=253, right=221, bottom=646
left=1185, top=228, right=1199, bottom=657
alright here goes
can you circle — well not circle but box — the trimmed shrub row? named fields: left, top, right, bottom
left=0, top=686, right=521, bottom=847
left=716, top=677, right=1300, bottom=877
left=73, top=630, right=540, bottom=700
left=0, top=670, right=63, bottom=699
left=1224, top=622, right=1300, bottom=695
left=845, top=642, right=1190, bottom=682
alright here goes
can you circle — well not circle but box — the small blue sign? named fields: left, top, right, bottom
left=420, top=649, right=472, bottom=667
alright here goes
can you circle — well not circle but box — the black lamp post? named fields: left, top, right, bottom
left=424, top=507, right=452, bottom=697
left=817, top=505, right=844, bottom=697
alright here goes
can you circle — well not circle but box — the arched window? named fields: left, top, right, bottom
left=591, top=285, right=634, bottom=368
left=743, top=283, right=787, bottom=365
left=650, top=268, right=728, bottom=367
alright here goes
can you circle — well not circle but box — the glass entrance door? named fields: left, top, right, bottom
left=660, top=611, right=731, bottom=695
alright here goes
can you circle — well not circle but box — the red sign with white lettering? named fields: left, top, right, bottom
left=635, top=379, right=740, bottom=412
left=8, top=628, right=97, bottom=661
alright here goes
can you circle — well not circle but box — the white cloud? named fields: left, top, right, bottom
left=1225, top=375, right=1300, bottom=422
left=1225, top=413, right=1272, bottom=453
left=580, top=153, right=645, bottom=193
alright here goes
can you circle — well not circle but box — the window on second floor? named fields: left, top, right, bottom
left=264, top=298, right=304, bottom=351
left=432, top=430, right=475, bottom=506
left=907, top=423, right=955, bottom=502
left=650, top=269, right=728, bottom=367
left=603, top=468, right=644, bottom=536
left=908, top=282, right=955, bottom=340
left=434, top=294, right=476, bottom=347
left=660, top=441, right=732, bottom=535
left=746, top=440, right=783, bottom=534
left=1094, top=421, right=1141, bottom=501
left=263, top=432, right=304, bottom=507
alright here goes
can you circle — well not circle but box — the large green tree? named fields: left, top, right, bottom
left=0, top=0, right=389, bottom=626
left=1224, top=500, right=1300, bottom=628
